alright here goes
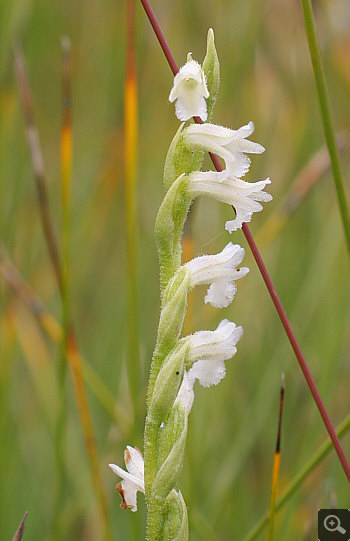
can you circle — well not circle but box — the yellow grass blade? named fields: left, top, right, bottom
left=267, top=374, right=285, bottom=541
left=124, top=0, right=141, bottom=426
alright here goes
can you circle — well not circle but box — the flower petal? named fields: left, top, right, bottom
left=189, top=171, right=272, bottom=231
left=116, top=479, right=139, bottom=512
left=205, top=278, right=237, bottom=308
left=174, top=371, right=195, bottom=415
left=109, top=445, right=145, bottom=512
left=188, top=359, right=227, bottom=387
left=109, top=463, right=144, bottom=493
left=124, top=446, right=144, bottom=480
left=187, top=319, right=243, bottom=363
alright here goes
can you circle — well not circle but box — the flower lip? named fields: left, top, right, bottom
left=182, top=319, right=243, bottom=388
left=184, top=242, right=249, bottom=308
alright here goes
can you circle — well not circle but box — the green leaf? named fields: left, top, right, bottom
left=155, top=175, right=192, bottom=291
left=161, top=490, right=189, bottom=541
left=152, top=410, right=188, bottom=501
left=163, top=125, right=204, bottom=192
left=148, top=342, right=188, bottom=425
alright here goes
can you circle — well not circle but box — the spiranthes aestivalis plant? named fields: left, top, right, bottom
left=109, top=29, right=272, bottom=540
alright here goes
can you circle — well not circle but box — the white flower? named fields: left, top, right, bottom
left=174, top=371, right=195, bottom=415
left=188, top=169, right=272, bottom=231
left=169, top=55, right=209, bottom=121
left=184, top=121, right=264, bottom=177
left=184, top=319, right=243, bottom=387
left=184, top=242, right=249, bottom=308
left=109, top=446, right=144, bottom=512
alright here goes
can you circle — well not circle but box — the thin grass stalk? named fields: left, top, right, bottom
left=13, top=47, right=62, bottom=291
left=267, top=374, right=285, bottom=541
left=52, top=37, right=74, bottom=532
left=0, top=245, right=128, bottom=429
left=125, top=5, right=142, bottom=538
left=125, top=0, right=141, bottom=427
left=60, top=35, right=72, bottom=351
left=13, top=50, right=113, bottom=538
left=242, top=411, right=350, bottom=541
left=14, top=45, right=66, bottom=534
left=138, top=0, right=350, bottom=481
left=300, top=0, right=350, bottom=254
left=11, top=512, right=28, bottom=541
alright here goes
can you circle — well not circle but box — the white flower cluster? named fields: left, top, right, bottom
left=168, top=57, right=271, bottom=408
left=110, top=50, right=271, bottom=515
left=168, top=55, right=271, bottom=231
left=185, top=121, right=272, bottom=231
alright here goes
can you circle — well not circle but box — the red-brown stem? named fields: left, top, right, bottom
left=139, top=0, right=350, bottom=481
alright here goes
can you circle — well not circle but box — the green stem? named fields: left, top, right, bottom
left=242, top=412, right=350, bottom=541
left=300, top=0, right=350, bottom=254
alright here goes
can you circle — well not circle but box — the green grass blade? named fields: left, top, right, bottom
left=300, top=0, right=350, bottom=253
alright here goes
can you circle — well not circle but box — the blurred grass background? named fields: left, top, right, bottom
left=0, top=0, right=349, bottom=539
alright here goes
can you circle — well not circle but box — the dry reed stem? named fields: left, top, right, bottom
left=13, top=47, right=62, bottom=292
left=14, top=46, right=113, bottom=538
left=0, top=245, right=128, bottom=431
left=12, top=512, right=28, bottom=541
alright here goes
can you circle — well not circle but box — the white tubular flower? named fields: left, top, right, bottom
left=184, top=242, right=249, bottom=308
left=188, top=170, right=272, bottom=231
left=169, top=55, right=209, bottom=121
left=109, top=446, right=144, bottom=512
left=184, top=319, right=243, bottom=387
left=184, top=121, right=264, bottom=177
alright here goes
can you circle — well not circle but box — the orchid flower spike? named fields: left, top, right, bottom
left=188, top=170, right=272, bottom=231
left=169, top=54, right=209, bottom=121
left=183, top=319, right=243, bottom=387
left=184, top=121, right=264, bottom=177
left=109, top=446, right=144, bottom=512
left=184, top=242, right=249, bottom=307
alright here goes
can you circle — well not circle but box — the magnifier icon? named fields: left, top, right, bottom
left=324, top=514, right=346, bottom=534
